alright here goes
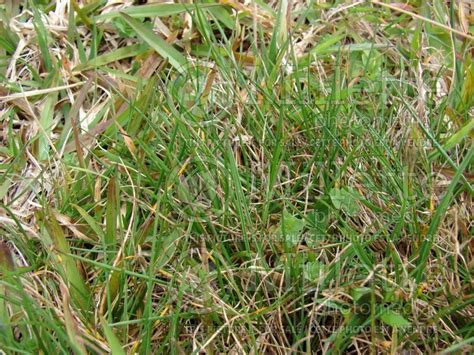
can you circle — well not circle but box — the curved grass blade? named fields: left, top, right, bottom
left=74, top=43, right=148, bottom=71
left=119, top=13, right=186, bottom=73
left=412, top=146, right=474, bottom=283
left=0, top=241, right=15, bottom=342
left=39, top=208, right=91, bottom=312
left=96, top=3, right=222, bottom=21
left=101, top=318, right=126, bottom=355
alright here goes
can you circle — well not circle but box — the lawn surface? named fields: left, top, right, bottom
left=0, top=0, right=473, bottom=353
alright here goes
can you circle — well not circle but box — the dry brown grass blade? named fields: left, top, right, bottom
left=459, top=0, right=470, bottom=34
left=0, top=241, right=14, bottom=272
left=201, top=65, right=218, bottom=103
left=68, top=78, right=93, bottom=167
left=116, top=122, right=136, bottom=159
left=0, top=82, right=86, bottom=102
left=138, top=52, right=162, bottom=79
left=63, top=70, right=137, bottom=155
left=63, top=118, right=115, bottom=154
left=60, top=282, right=87, bottom=355
left=0, top=87, right=37, bottom=120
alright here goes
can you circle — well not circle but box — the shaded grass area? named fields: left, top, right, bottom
left=0, top=0, right=473, bottom=353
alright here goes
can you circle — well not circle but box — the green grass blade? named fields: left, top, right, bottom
left=32, top=6, right=52, bottom=72
left=119, top=13, right=187, bottom=72
left=40, top=209, right=91, bottom=312
left=412, top=146, right=474, bottom=283
left=101, top=318, right=126, bottom=355
left=74, top=43, right=148, bottom=70
left=105, top=175, right=119, bottom=248
left=96, top=3, right=222, bottom=20
left=37, top=89, right=57, bottom=161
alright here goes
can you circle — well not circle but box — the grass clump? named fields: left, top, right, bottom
left=0, top=0, right=473, bottom=353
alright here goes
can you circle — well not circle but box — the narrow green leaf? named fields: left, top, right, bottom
left=267, top=0, right=288, bottom=65
left=431, top=119, right=474, bottom=159
left=351, top=287, right=372, bottom=305
left=413, top=146, right=474, bottom=282
left=101, top=318, right=126, bottom=355
left=314, top=33, right=345, bottom=53
left=445, top=119, right=474, bottom=147
left=119, top=13, right=187, bottom=72
left=204, top=5, right=234, bottom=29
left=155, top=230, right=179, bottom=269
left=37, top=88, right=58, bottom=161
left=298, top=32, right=345, bottom=66
left=72, top=204, right=104, bottom=240
left=32, top=6, right=52, bottom=72
left=0, top=177, right=12, bottom=200
left=380, top=310, right=410, bottom=328
left=105, top=176, right=118, bottom=248
left=0, top=241, right=14, bottom=342
left=440, top=337, right=474, bottom=354
left=96, top=3, right=222, bottom=20
left=41, top=209, right=90, bottom=311
left=75, top=43, right=148, bottom=70
left=71, top=0, right=93, bottom=27
left=351, top=236, right=373, bottom=269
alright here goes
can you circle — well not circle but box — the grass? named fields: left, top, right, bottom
left=0, top=0, right=473, bottom=353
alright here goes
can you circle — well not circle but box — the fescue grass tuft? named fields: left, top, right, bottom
left=0, top=0, right=473, bottom=353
